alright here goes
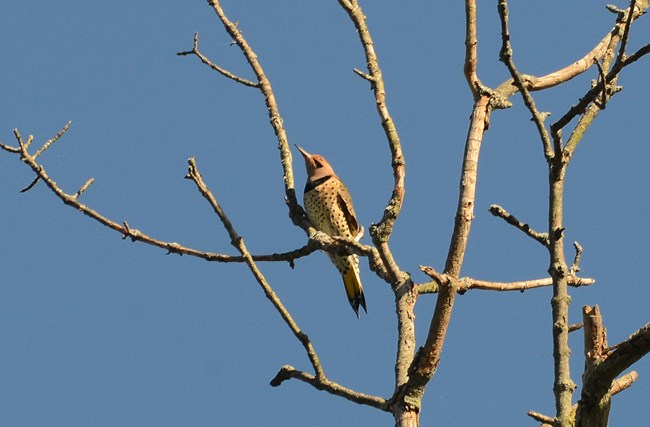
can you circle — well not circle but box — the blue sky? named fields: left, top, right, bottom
left=1, top=1, right=648, bottom=426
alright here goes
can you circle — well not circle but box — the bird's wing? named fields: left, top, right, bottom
left=336, top=184, right=360, bottom=238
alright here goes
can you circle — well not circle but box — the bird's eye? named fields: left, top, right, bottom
left=314, top=157, right=324, bottom=168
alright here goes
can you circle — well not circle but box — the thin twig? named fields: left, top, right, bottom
left=353, top=67, right=375, bottom=82
left=528, top=410, right=556, bottom=425
left=19, top=176, right=41, bottom=193
left=570, top=241, right=583, bottom=274
left=593, top=59, right=609, bottom=109
left=25, top=134, right=34, bottom=149
left=415, top=274, right=594, bottom=295
left=497, top=0, right=554, bottom=159
left=464, top=0, right=481, bottom=98
left=0, top=141, right=20, bottom=153
left=270, top=365, right=389, bottom=411
left=13, top=128, right=24, bottom=148
left=616, top=0, right=637, bottom=65
left=489, top=204, right=549, bottom=246
left=460, top=276, right=594, bottom=293
left=33, top=121, right=72, bottom=160
left=73, top=178, right=95, bottom=199
left=622, top=42, right=650, bottom=66
left=418, top=265, right=447, bottom=286
left=176, top=32, right=259, bottom=88
left=568, top=323, right=584, bottom=333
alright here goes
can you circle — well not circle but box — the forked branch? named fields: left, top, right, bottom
left=336, top=3, right=416, bottom=417
left=337, top=0, right=406, bottom=284
left=497, top=0, right=554, bottom=159
left=495, top=2, right=649, bottom=425
left=1, top=127, right=333, bottom=265
left=494, top=2, right=648, bottom=98
left=176, top=32, right=259, bottom=87
left=196, top=0, right=307, bottom=230
left=186, top=157, right=388, bottom=409
left=577, top=305, right=650, bottom=425
left=417, top=265, right=594, bottom=294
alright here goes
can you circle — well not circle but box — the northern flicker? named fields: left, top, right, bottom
left=295, top=145, right=367, bottom=317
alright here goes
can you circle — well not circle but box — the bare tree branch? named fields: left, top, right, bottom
left=532, top=371, right=639, bottom=427
left=337, top=0, right=406, bottom=279
left=4, top=2, right=649, bottom=426
left=352, top=67, right=375, bottom=82
left=552, top=5, right=648, bottom=150
left=491, top=3, right=650, bottom=424
left=459, top=276, right=594, bottom=293
left=616, top=0, right=638, bottom=65
left=186, top=157, right=388, bottom=409
left=19, top=175, right=41, bottom=193
left=576, top=305, right=649, bottom=426
left=2, top=127, right=338, bottom=266
left=176, top=32, right=259, bottom=87
left=464, top=0, right=480, bottom=98
left=270, top=365, right=389, bottom=411
left=32, top=121, right=72, bottom=160
left=609, top=370, right=638, bottom=395
left=4, top=1, right=392, bottom=412
left=395, top=2, right=507, bottom=405
left=569, top=323, right=585, bottom=333
left=547, top=119, right=577, bottom=427
left=544, top=5, right=648, bottom=422
left=570, top=242, right=584, bottom=275
left=417, top=265, right=447, bottom=286
left=489, top=204, right=549, bottom=246
left=0, top=141, right=21, bottom=153
left=622, top=42, right=650, bottom=65
left=417, top=266, right=594, bottom=294
left=495, top=3, right=647, bottom=98
left=400, top=88, right=492, bottom=417
left=497, top=0, right=553, bottom=159
left=186, top=157, right=331, bottom=359
left=185, top=157, right=322, bottom=372
left=201, top=0, right=308, bottom=231
left=184, top=1, right=394, bottom=285
left=336, top=4, right=417, bottom=421
left=528, top=410, right=556, bottom=425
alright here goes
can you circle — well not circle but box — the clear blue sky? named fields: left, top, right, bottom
left=1, top=1, right=648, bottom=426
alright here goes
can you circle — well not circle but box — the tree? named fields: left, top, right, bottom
left=1, top=1, right=648, bottom=426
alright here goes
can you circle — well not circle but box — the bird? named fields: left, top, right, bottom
left=295, top=145, right=367, bottom=317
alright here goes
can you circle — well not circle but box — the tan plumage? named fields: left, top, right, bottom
left=296, top=145, right=367, bottom=317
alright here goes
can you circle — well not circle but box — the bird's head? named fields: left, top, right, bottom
left=295, top=145, right=335, bottom=181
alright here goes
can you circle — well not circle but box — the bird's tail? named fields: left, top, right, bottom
left=342, top=262, right=367, bottom=318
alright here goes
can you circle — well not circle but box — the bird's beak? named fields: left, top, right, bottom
left=294, top=144, right=311, bottom=160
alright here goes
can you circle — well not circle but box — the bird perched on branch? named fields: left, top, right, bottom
left=295, top=145, right=367, bottom=317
